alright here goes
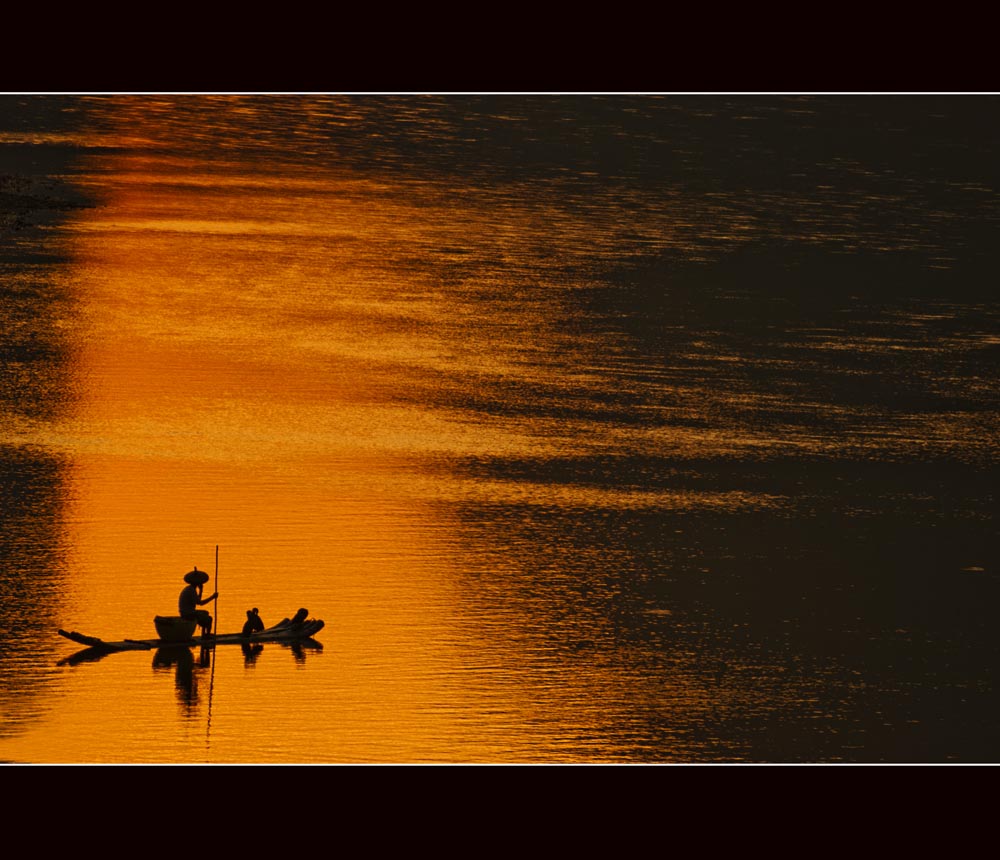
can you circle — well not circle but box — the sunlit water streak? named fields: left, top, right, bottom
left=1, top=96, right=998, bottom=762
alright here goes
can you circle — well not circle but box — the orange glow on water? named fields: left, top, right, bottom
left=21, top=108, right=664, bottom=762
left=21, top=110, right=471, bottom=759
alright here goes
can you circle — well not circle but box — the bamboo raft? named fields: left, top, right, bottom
left=58, top=614, right=325, bottom=654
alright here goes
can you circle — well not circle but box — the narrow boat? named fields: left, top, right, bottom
left=58, top=612, right=325, bottom=654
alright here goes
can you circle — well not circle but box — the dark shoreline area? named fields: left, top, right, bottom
left=0, top=121, right=93, bottom=756
left=0, top=170, right=88, bottom=236
left=0, top=95, right=96, bottom=239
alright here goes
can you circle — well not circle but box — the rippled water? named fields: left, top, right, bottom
left=1, top=95, right=998, bottom=763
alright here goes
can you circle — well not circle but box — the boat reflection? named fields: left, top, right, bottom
left=288, top=639, right=323, bottom=665
left=152, top=645, right=203, bottom=712
left=58, top=636, right=323, bottom=668
left=241, top=642, right=263, bottom=666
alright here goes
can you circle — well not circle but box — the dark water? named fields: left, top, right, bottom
left=0, top=95, right=997, bottom=763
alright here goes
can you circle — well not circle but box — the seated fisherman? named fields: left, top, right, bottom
left=242, top=607, right=265, bottom=637
left=179, top=568, right=218, bottom=637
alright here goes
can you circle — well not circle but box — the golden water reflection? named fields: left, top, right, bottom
left=17, top=125, right=713, bottom=762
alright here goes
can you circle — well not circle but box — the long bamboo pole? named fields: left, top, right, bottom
left=213, top=544, right=219, bottom=634
left=206, top=544, right=219, bottom=753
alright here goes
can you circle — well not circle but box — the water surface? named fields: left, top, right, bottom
left=1, top=95, right=997, bottom=763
